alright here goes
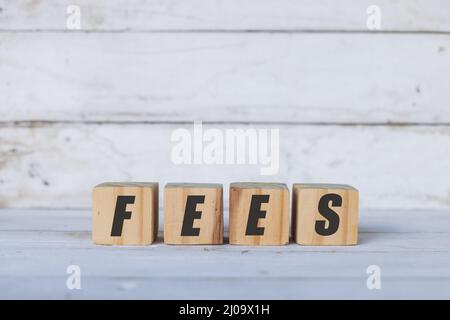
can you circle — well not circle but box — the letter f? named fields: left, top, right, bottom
left=111, top=196, right=135, bottom=236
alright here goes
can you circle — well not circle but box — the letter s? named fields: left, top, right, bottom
left=315, top=193, right=341, bottom=236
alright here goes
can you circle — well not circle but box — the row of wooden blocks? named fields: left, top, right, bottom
left=92, top=182, right=358, bottom=246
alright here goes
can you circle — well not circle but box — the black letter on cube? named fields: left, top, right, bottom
left=246, top=194, right=270, bottom=236
left=181, top=195, right=205, bottom=236
left=111, top=195, right=135, bottom=236
left=315, top=193, right=341, bottom=236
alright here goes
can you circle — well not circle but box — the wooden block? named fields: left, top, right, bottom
left=229, top=182, right=289, bottom=245
left=164, top=183, right=223, bottom=245
left=92, top=182, right=158, bottom=245
left=292, top=184, right=359, bottom=246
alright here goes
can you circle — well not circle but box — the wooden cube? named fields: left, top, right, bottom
left=92, top=182, right=159, bottom=245
left=229, top=182, right=289, bottom=245
left=292, top=184, right=358, bottom=245
left=164, top=183, right=223, bottom=245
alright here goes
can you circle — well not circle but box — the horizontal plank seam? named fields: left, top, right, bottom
left=0, top=29, right=449, bottom=35
left=2, top=121, right=450, bottom=127
left=3, top=230, right=450, bottom=234
left=1, top=206, right=449, bottom=211
left=1, top=247, right=449, bottom=254
left=0, top=276, right=449, bottom=280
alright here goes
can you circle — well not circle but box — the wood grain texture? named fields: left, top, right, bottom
left=229, top=183, right=289, bottom=245
left=1, top=208, right=450, bottom=299
left=0, top=33, right=449, bottom=123
left=92, top=182, right=158, bottom=245
left=1, top=123, right=450, bottom=210
left=164, top=183, right=223, bottom=244
left=292, top=184, right=358, bottom=245
left=1, top=0, right=449, bottom=32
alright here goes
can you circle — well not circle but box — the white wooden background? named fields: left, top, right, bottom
left=0, top=0, right=449, bottom=211
left=1, top=0, right=450, bottom=300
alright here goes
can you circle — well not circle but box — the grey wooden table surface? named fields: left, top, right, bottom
left=1, top=208, right=449, bottom=299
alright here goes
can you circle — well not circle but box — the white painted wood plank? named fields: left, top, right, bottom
left=0, top=209, right=450, bottom=299
left=2, top=277, right=449, bottom=299
left=2, top=246, right=450, bottom=280
left=1, top=124, right=450, bottom=209
left=2, top=230, right=450, bottom=253
left=4, top=209, right=450, bottom=233
left=1, top=33, right=449, bottom=123
left=0, top=0, right=449, bottom=32
left=2, top=207, right=450, bottom=254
